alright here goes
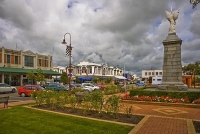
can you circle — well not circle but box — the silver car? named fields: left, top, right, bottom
left=0, top=83, right=17, bottom=93
left=81, top=83, right=100, bottom=92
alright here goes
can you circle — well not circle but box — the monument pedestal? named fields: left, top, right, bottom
left=157, top=33, right=188, bottom=91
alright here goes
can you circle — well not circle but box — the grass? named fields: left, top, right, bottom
left=0, top=105, right=133, bottom=134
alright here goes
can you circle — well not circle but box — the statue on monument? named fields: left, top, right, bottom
left=165, top=9, right=180, bottom=34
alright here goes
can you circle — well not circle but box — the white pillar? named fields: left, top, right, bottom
left=2, top=73, right=4, bottom=83
left=21, top=51, right=24, bottom=68
left=35, top=54, right=38, bottom=69
left=20, top=75, right=23, bottom=86
left=48, top=55, right=51, bottom=69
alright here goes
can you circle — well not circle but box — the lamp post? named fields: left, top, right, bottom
left=102, top=63, right=105, bottom=85
left=194, top=69, right=196, bottom=88
left=62, top=33, right=72, bottom=90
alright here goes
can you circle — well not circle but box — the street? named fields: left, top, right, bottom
left=0, top=92, right=33, bottom=102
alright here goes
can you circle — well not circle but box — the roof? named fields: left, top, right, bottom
left=0, top=67, right=61, bottom=75
left=114, top=76, right=127, bottom=80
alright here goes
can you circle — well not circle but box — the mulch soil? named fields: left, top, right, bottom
left=32, top=105, right=144, bottom=125
left=193, top=121, right=200, bottom=133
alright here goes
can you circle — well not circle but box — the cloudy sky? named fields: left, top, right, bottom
left=0, top=0, right=199, bottom=76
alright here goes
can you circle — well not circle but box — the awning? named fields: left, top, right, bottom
left=79, top=77, right=92, bottom=81
left=0, top=67, right=61, bottom=75
left=114, top=76, right=127, bottom=80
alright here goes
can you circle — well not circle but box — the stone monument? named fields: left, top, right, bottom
left=157, top=9, right=188, bottom=90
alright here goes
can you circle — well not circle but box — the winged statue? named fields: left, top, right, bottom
left=165, top=9, right=180, bottom=34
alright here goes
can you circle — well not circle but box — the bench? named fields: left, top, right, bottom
left=0, top=96, right=9, bottom=108
left=75, top=91, right=89, bottom=103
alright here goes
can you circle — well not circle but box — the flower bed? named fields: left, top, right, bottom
left=121, top=93, right=200, bottom=104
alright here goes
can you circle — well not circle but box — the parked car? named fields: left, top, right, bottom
left=18, top=85, right=44, bottom=97
left=97, top=85, right=106, bottom=89
left=135, top=81, right=146, bottom=87
left=45, top=83, right=69, bottom=91
left=81, top=83, right=100, bottom=92
left=0, top=83, right=17, bottom=93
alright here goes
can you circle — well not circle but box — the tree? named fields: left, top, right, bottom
left=190, top=0, right=199, bottom=8
left=26, top=70, right=36, bottom=84
left=60, top=72, right=69, bottom=84
left=93, top=76, right=101, bottom=84
left=35, top=69, right=46, bottom=85
left=182, top=61, right=200, bottom=75
left=75, top=76, right=81, bottom=83
left=105, top=77, right=112, bottom=84
left=182, top=61, right=200, bottom=88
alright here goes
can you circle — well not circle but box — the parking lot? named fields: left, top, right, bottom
left=0, top=92, right=32, bottom=102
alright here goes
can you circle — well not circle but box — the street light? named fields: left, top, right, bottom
left=194, top=69, right=196, bottom=88
left=102, top=63, right=105, bottom=85
left=62, top=33, right=72, bottom=90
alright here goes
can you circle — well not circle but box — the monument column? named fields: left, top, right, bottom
left=158, top=33, right=187, bottom=90
left=157, top=9, right=188, bottom=90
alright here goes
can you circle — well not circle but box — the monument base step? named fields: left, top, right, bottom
left=157, top=84, right=188, bottom=91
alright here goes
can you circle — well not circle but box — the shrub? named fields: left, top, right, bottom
left=103, top=85, right=121, bottom=95
left=106, top=95, right=121, bottom=118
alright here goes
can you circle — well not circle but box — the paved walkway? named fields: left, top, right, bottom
left=0, top=99, right=199, bottom=134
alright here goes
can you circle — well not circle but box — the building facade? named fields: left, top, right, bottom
left=142, top=69, right=163, bottom=79
left=0, top=47, right=60, bottom=86
left=53, top=61, right=126, bottom=81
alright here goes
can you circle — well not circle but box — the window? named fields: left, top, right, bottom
left=32, top=86, right=38, bottom=90
left=15, top=56, right=18, bottom=64
left=7, top=55, right=10, bottom=63
left=25, top=86, right=32, bottom=90
left=149, top=72, right=151, bottom=75
left=145, top=72, right=147, bottom=76
left=90, top=68, right=92, bottom=74
left=44, top=60, right=47, bottom=67
left=156, top=72, right=158, bottom=75
left=159, top=72, right=162, bottom=75
left=157, top=79, right=162, bottom=81
left=153, top=79, right=155, bottom=81
left=24, top=56, right=34, bottom=67
left=152, top=72, right=154, bottom=75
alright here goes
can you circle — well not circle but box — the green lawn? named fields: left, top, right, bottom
left=0, top=105, right=133, bottom=134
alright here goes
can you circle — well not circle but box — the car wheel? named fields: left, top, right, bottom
left=12, top=88, right=16, bottom=93
left=21, top=93, right=26, bottom=97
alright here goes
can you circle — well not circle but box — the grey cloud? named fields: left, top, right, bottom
left=0, top=0, right=199, bottom=77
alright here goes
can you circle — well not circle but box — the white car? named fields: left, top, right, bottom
left=81, top=83, right=100, bottom=92
left=0, top=83, right=17, bottom=93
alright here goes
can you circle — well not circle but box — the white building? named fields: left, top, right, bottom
left=52, top=66, right=66, bottom=74
left=53, top=61, right=126, bottom=81
left=142, top=69, right=163, bottom=78
left=132, top=74, right=139, bottom=80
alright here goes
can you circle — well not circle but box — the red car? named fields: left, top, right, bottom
left=98, top=85, right=106, bottom=89
left=18, top=85, right=44, bottom=97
